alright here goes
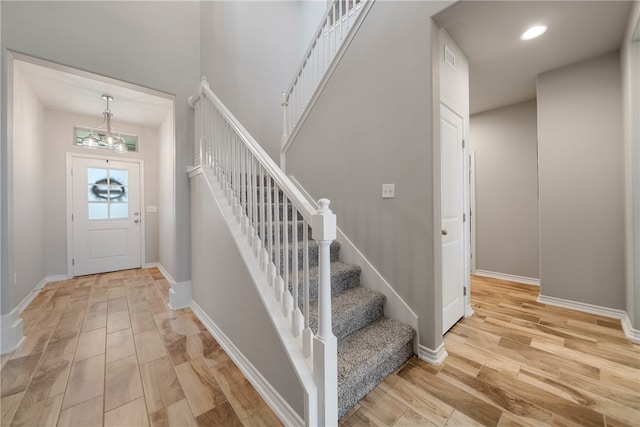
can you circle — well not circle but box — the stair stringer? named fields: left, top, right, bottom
left=189, top=166, right=318, bottom=427
left=289, top=176, right=420, bottom=354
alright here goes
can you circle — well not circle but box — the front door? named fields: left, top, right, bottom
left=441, top=104, right=465, bottom=333
left=72, top=156, right=141, bottom=276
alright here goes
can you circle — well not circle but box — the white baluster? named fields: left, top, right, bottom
left=274, top=184, right=282, bottom=297
left=292, top=207, right=300, bottom=336
left=312, top=199, right=337, bottom=426
left=282, top=197, right=290, bottom=315
left=303, top=221, right=312, bottom=357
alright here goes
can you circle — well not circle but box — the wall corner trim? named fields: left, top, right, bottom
left=418, top=342, right=448, bottom=365
left=191, top=301, right=304, bottom=427
left=537, top=294, right=639, bottom=344
left=145, top=262, right=192, bottom=310
left=474, top=270, right=540, bottom=286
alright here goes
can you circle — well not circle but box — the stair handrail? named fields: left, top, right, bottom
left=281, top=0, right=374, bottom=168
left=189, top=77, right=338, bottom=426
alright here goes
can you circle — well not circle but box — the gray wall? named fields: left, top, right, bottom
left=190, top=173, right=304, bottom=418
left=158, top=111, right=176, bottom=279
left=11, top=65, right=45, bottom=310
left=43, top=109, right=161, bottom=275
left=199, top=1, right=325, bottom=162
left=286, top=1, right=454, bottom=351
left=537, top=51, right=625, bottom=309
left=622, top=1, right=640, bottom=329
left=469, top=100, right=539, bottom=279
left=1, top=1, right=199, bottom=310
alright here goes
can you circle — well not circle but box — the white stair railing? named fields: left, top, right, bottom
left=189, top=77, right=338, bottom=427
left=281, top=0, right=374, bottom=167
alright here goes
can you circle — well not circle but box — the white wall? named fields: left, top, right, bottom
left=190, top=173, right=304, bottom=418
left=1, top=1, right=199, bottom=296
left=537, top=51, right=624, bottom=309
left=199, top=1, right=325, bottom=162
left=469, top=100, right=539, bottom=280
left=286, top=1, right=455, bottom=351
left=11, top=65, right=45, bottom=310
left=622, top=0, right=640, bottom=329
left=43, top=109, right=161, bottom=276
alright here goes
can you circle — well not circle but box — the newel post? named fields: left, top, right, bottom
left=312, top=199, right=338, bottom=426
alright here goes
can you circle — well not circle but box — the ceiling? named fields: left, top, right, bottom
left=435, top=1, right=632, bottom=115
left=15, top=58, right=174, bottom=128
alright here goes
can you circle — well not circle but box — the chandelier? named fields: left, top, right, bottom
left=82, top=95, right=126, bottom=153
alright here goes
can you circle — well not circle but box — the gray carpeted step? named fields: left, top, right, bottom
left=308, top=287, right=385, bottom=339
left=337, top=317, right=414, bottom=418
left=291, top=261, right=361, bottom=305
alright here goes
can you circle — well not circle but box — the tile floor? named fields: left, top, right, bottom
left=0, top=268, right=282, bottom=427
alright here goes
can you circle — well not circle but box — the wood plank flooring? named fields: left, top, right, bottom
left=0, top=268, right=281, bottom=427
left=340, top=275, right=640, bottom=427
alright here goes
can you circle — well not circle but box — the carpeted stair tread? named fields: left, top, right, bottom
left=337, top=317, right=414, bottom=417
left=309, top=287, right=385, bottom=339
left=293, top=261, right=361, bottom=304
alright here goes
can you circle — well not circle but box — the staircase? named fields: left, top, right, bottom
left=262, top=188, right=414, bottom=417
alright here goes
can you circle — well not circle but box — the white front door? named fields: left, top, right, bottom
left=72, top=156, right=142, bottom=276
left=441, top=104, right=465, bottom=333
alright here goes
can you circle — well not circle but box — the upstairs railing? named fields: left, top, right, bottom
left=281, top=0, right=374, bottom=167
left=189, top=78, right=337, bottom=427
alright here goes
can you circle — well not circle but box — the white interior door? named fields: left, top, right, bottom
left=441, top=104, right=466, bottom=333
left=72, top=156, right=141, bottom=276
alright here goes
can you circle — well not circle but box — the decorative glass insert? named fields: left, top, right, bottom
left=74, top=127, right=138, bottom=152
left=87, top=167, right=129, bottom=220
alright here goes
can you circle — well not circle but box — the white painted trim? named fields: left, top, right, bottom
left=621, top=314, right=640, bottom=344
left=0, top=274, right=70, bottom=354
left=474, top=269, right=540, bottom=286
left=418, top=343, right=448, bottom=365
left=1, top=310, right=24, bottom=355
left=168, top=281, right=192, bottom=310
left=191, top=301, right=304, bottom=427
left=144, top=262, right=191, bottom=310
left=289, top=176, right=420, bottom=353
left=537, top=293, right=640, bottom=344
left=66, top=153, right=146, bottom=277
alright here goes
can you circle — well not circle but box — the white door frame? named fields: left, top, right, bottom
left=440, top=100, right=472, bottom=323
left=66, top=152, right=145, bottom=277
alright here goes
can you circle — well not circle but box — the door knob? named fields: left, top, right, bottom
left=441, top=230, right=448, bottom=236
left=134, top=219, right=140, bottom=224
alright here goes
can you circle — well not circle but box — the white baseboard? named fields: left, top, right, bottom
left=1, top=310, right=24, bottom=355
left=537, top=294, right=640, bottom=344
left=145, top=262, right=192, bottom=310
left=191, top=301, right=304, bottom=427
left=474, top=269, right=540, bottom=286
left=417, top=342, right=448, bottom=365
left=1, top=273, right=70, bottom=354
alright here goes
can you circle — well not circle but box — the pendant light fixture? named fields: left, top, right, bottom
left=82, top=95, right=126, bottom=153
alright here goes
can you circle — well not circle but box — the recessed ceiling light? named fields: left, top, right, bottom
left=521, top=25, right=547, bottom=40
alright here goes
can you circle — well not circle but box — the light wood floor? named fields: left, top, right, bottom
left=2, top=271, right=639, bottom=427
left=0, top=268, right=282, bottom=427
left=340, top=275, right=640, bottom=427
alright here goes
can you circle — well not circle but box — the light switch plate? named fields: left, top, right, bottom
left=146, top=206, right=158, bottom=213
left=382, top=184, right=395, bottom=199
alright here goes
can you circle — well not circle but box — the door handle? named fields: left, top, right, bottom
left=134, top=219, right=140, bottom=224
left=441, top=230, right=448, bottom=236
